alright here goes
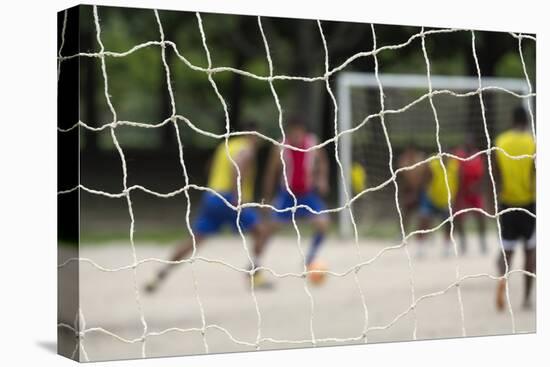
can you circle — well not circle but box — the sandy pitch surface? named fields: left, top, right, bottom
left=58, top=234, right=535, bottom=361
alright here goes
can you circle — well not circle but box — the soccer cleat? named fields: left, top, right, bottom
left=250, top=270, right=274, bottom=290
left=496, top=279, right=506, bottom=311
left=143, top=270, right=168, bottom=294
left=144, top=279, right=159, bottom=294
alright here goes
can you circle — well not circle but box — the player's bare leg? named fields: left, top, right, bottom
left=251, top=221, right=271, bottom=263
left=300, top=215, right=329, bottom=286
left=305, top=215, right=330, bottom=266
left=247, top=222, right=274, bottom=289
left=144, top=234, right=206, bottom=294
left=496, top=249, right=514, bottom=311
left=144, top=221, right=272, bottom=293
left=416, top=214, right=432, bottom=259
left=475, top=212, right=487, bottom=254
left=442, top=222, right=453, bottom=258
left=523, top=247, right=536, bottom=310
left=400, top=190, right=416, bottom=233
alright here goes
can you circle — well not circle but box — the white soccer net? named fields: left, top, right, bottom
left=57, top=5, right=536, bottom=362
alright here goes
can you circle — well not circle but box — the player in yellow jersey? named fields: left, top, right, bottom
left=416, top=155, right=460, bottom=258
left=494, top=106, right=536, bottom=311
left=144, top=121, right=270, bottom=293
left=351, top=162, right=368, bottom=196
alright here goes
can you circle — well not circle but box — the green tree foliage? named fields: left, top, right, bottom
left=81, top=6, right=535, bottom=151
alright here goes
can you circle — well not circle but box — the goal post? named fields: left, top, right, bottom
left=337, top=72, right=531, bottom=238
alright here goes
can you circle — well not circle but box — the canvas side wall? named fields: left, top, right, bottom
left=57, top=5, right=80, bottom=362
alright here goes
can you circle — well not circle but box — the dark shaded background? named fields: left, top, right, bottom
left=62, top=5, right=535, bottom=241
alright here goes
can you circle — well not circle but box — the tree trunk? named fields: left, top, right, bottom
left=160, top=45, right=174, bottom=147
left=229, top=51, right=245, bottom=129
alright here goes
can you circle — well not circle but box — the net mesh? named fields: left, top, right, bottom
left=57, top=6, right=536, bottom=361
left=349, top=80, right=530, bottom=231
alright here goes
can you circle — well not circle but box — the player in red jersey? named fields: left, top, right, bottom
left=263, top=117, right=330, bottom=272
left=453, top=135, right=487, bottom=255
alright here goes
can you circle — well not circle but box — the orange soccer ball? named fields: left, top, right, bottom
left=307, top=260, right=328, bottom=286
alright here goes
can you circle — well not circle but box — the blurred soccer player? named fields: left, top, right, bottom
left=397, top=143, right=428, bottom=231
left=453, top=135, right=487, bottom=255
left=263, top=117, right=330, bottom=276
left=351, top=161, right=368, bottom=196
left=494, top=106, right=536, bottom=311
left=144, top=121, right=270, bottom=293
left=416, top=155, right=460, bottom=258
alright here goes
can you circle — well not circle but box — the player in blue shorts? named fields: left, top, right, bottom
left=144, top=121, right=270, bottom=293
left=263, top=117, right=330, bottom=271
